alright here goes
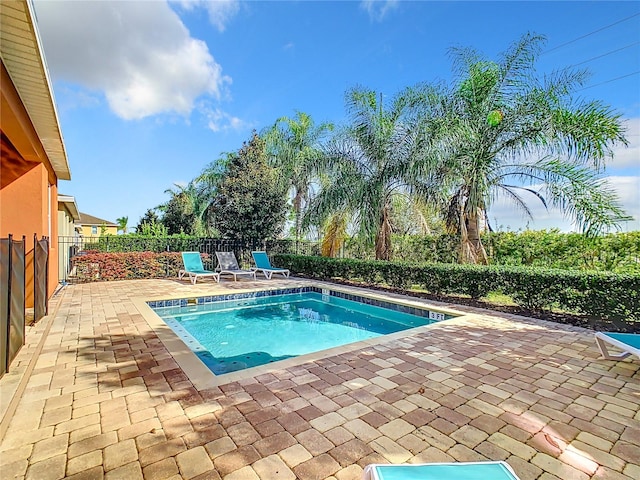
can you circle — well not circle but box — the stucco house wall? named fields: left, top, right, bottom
left=1, top=0, right=71, bottom=301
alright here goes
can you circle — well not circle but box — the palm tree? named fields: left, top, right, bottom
left=264, top=111, right=333, bottom=244
left=413, top=33, right=630, bottom=264
left=306, top=87, right=429, bottom=260
left=320, top=212, right=348, bottom=258
left=160, top=181, right=215, bottom=236
left=193, top=155, right=230, bottom=235
left=116, top=216, right=128, bottom=234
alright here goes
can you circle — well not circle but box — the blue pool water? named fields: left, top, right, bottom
left=153, top=291, right=441, bottom=375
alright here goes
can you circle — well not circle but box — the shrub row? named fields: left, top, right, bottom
left=75, top=231, right=640, bottom=273
left=272, top=254, right=640, bottom=326
left=81, top=234, right=321, bottom=256
left=71, top=251, right=211, bottom=282
left=389, top=231, right=640, bottom=273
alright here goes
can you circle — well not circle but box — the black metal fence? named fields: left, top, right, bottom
left=57, top=236, right=321, bottom=283
left=0, top=235, right=25, bottom=378
left=34, top=235, right=49, bottom=322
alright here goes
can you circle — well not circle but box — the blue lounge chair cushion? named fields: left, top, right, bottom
left=179, top=252, right=219, bottom=284
left=363, top=462, right=521, bottom=480
left=251, top=251, right=290, bottom=279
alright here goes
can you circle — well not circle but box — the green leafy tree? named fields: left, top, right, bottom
left=264, top=111, right=333, bottom=242
left=160, top=178, right=220, bottom=236
left=306, top=87, right=429, bottom=260
left=160, top=183, right=197, bottom=235
left=211, top=132, right=288, bottom=242
left=116, top=216, right=128, bottom=234
left=135, top=209, right=161, bottom=233
left=191, top=155, right=231, bottom=236
left=138, top=221, right=168, bottom=237
left=414, top=33, right=630, bottom=264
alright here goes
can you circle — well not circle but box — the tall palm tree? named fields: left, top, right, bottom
left=306, top=87, right=429, bottom=260
left=414, top=33, right=630, bottom=264
left=116, top=216, right=128, bottom=234
left=264, top=111, right=333, bottom=243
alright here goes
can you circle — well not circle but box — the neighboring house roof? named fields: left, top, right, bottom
left=0, top=0, right=70, bottom=180
left=76, top=213, right=118, bottom=227
left=58, top=194, right=80, bottom=221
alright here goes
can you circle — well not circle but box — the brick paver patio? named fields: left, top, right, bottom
left=1, top=278, right=638, bottom=480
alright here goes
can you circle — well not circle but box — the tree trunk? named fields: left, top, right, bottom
left=293, top=190, right=303, bottom=242
left=459, top=208, right=488, bottom=264
left=375, top=206, right=393, bottom=261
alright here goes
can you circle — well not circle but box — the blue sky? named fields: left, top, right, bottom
left=33, top=0, right=639, bottom=233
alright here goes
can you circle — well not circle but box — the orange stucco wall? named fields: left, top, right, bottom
left=0, top=163, right=59, bottom=305
left=1, top=57, right=62, bottom=304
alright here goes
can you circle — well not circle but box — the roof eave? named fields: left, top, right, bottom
left=0, top=0, right=71, bottom=181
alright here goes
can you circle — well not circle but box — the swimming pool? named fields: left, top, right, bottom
left=151, top=287, right=454, bottom=375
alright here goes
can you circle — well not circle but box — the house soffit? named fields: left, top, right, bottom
left=0, top=0, right=70, bottom=180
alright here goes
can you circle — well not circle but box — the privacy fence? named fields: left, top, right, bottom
left=0, top=235, right=49, bottom=378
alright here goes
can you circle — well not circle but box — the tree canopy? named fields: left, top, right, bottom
left=211, top=132, right=288, bottom=242
left=411, top=33, right=629, bottom=263
left=136, top=33, right=631, bottom=265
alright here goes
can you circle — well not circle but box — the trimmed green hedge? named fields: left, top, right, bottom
left=272, top=254, right=639, bottom=327
left=388, top=231, right=640, bottom=273
left=69, top=251, right=639, bottom=329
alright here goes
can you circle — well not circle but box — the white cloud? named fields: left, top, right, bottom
left=34, top=1, right=231, bottom=120
left=606, top=175, right=640, bottom=230
left=488, top=176, right=640, bottom=232
left=175, top=0, right=240, bottom=32
left=360, top=0, right=399, bottom=22
left=606, top=118, right=640, bottom=169
left=204, top=106, right=248, bottom=133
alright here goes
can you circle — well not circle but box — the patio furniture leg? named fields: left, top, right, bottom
left=596, top=335, right=631, bottom=360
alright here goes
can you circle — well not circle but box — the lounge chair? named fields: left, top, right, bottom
left=363, top=461, right=521, bottom=480
left=251, top=251, right=290, bottom=279
left=215, top=251, right=256, bottom=281
left=178, top=252, right=220, bottom=285
left=595, top=332, right=640, bottom=361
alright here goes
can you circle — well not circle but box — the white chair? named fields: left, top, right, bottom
left=215, top=251, right=256, bottom=281
left=251, top=251, right=290, bottom=279
left=595, top=332, right=640, bottom=361
left=178, top=252, right=220, bottom=284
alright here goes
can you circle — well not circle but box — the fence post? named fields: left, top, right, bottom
left=44, top=236, right=49, bottom=316
left=5, top=234, right=13, bottom=373
left=33, top=234, right=37, bottom=322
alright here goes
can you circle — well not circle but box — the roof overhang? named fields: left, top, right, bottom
left=0, top=0, right=70, bottom=180
left=58, top=194, right=80, bottom=221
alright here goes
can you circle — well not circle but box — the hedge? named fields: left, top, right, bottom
left=272, top=254, right=640, bottom=328
left=70, top=251, right=639, bottom=330
left=70, top=251, right=211, bottom=282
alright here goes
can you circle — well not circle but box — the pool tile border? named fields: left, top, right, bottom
left=147, top=286, right=455, bottom=321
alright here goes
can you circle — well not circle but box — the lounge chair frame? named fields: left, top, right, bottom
left=215, top=251, right=256, bottom=281
left=595, top=332, right=640, bottom=361
left=251, top=251, right=290, bottom=279
left=178, top=252, right=220, bottom=285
